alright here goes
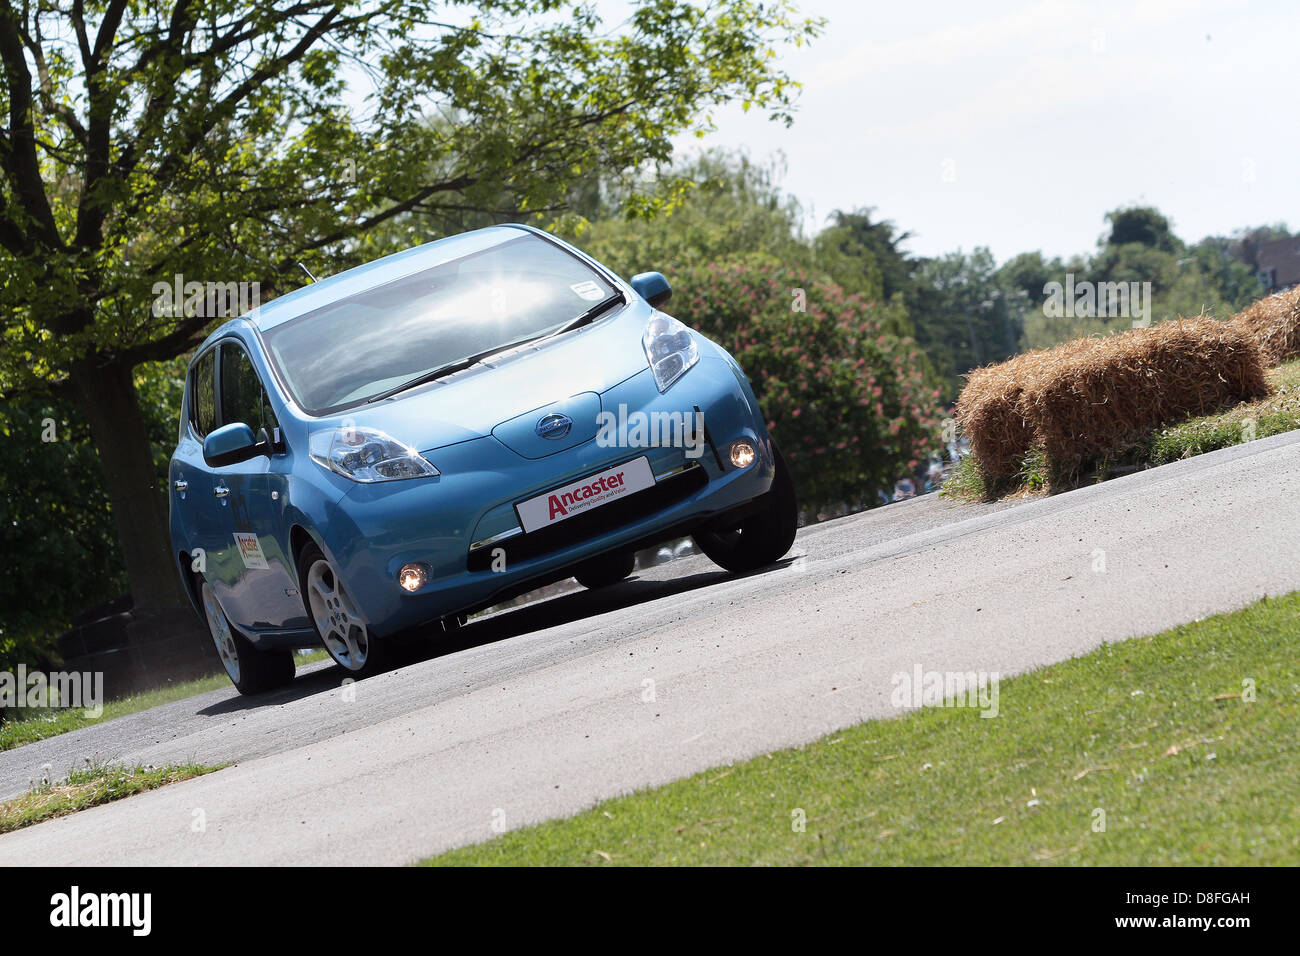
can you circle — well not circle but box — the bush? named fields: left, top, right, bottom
left=667, top=255, right=944, bottom=506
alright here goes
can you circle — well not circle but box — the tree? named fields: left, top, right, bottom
left=0, top=1, right=820, bottom=634
left=907, top=248, right=1023, bottom=395
left=1104, top=206, right=1179, bottom=252
left=560, top=150, right=810, bottom=277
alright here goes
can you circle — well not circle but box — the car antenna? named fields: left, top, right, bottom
left=297, top=261, right=318, bottom=283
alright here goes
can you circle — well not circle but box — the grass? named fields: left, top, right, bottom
left=0, top=673, right=230, bottom=752
left=0, top=761, right=223, bottom=835
left=0, top=646, right=329, bottom=752
left=1143, top=358, right=1300, bottom=465
left=423, top=592, right=1300, bottom=865
left=940, top=446, right=1047, bottom=503
left=944, top=359, right=1300, bottom=501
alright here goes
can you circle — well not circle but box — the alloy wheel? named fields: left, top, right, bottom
left=201, top=582, right=241, bottom=684
left=306, top=558, right=370, bottom=671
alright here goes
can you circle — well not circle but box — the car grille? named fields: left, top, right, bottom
left=466, top=463, right=708, bottom=571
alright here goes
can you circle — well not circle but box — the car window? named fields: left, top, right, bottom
left=262, top=233, right=619, bottom=414
left=192, top=349, right=217, bottom=437
left=220, top=343, right=278, bottom=433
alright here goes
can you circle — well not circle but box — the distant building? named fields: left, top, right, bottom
left=1255, top=236, right=1300, bottom=292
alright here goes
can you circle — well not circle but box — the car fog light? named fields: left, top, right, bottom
left=398, top=563, right=429, bottom=592
left=730, top=440, right=756, bottom=469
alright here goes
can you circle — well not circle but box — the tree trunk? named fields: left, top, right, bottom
left=68, top=355, right=189, bottom=623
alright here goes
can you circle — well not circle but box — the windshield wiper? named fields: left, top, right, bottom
left=554, top=291, right=625, bottom=335
left=363, top=292, right=625, bottom=405
left=364, top=334, right=550, bottom=404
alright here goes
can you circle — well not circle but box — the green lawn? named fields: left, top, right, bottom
left=0, top=761, right=223, bottom=835
left=424, top=592, right=1300, bottom=865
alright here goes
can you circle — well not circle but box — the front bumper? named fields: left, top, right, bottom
left=316, top=357, right=775, bottom=635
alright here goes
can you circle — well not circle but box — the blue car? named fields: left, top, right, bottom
left=169, top=225, right=797, bottom=693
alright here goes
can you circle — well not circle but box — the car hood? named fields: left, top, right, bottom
left=317, top=299, right=654, bottom=454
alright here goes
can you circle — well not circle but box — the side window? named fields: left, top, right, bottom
left=220, top=343, right=278, bottom=433
left=192, top=350, right=217, bottom=437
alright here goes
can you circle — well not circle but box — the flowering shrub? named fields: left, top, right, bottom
left=667, top=255, right=944, bottom=506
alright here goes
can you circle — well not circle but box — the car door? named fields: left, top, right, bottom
left=206, top=338, right=304, bottom=631
left=172, top=346, right=229, bottom=589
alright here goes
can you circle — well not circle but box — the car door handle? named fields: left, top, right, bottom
left=214, top=484, right=230, bottom=499
left=173, top=479, right=188, bottom=492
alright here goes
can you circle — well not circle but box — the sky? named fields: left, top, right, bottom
left=663, top=0, right=1300, bottom=263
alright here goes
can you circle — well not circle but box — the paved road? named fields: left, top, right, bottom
left=3, top=431, right=1298, bottom=865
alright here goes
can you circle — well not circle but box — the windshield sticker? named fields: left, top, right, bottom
left=233, top=532, right=269, bottom=570
left=570, top=280, right=605, bottom=301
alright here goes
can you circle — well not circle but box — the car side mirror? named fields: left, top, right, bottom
left=630, top=271, right=672, bottom=308
left=203, top=422, right=268, bottom=467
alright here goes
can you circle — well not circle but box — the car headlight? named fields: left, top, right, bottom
left=309, top=426, right=439, bottom=482
left=643, top=311, right=699, bottom=392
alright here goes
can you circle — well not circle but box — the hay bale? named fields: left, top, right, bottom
left=955, top=341, right=1091, bottom=485
left=955, top=319, right=1269, bottom=484
left=1022, top=319, right=1269, bottom=473
left=1232, top=286, right=1300, bottom=366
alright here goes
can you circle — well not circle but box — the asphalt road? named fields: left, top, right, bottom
left=3, top=430, right=1299, bottom=865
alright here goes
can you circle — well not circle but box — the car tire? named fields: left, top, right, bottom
left=297, top=542, right=391, bottom=679
left=574, top=550, right=636, bottom=589
left=694, top=440, right=798, bottom=573
left=200, top=581, right=296, bottom=695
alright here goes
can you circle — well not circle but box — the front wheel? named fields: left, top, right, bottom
left=297, top=542, right=391, bottom=679
left=694, top=441, right=798, bottom=573
left=201, top=582, right=296, bottom=695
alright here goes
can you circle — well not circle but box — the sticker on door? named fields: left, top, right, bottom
left=233, top=532, right=270, bottom=570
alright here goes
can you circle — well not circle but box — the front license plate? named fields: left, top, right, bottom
left=515, top=457, right=655, bottom=533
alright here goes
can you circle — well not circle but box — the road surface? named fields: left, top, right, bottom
left=2, top=430, right=1298, bottom=864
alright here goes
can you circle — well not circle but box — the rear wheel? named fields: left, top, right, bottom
left=694, top=441, right=798, bottom=573
left=574, top=550, right=636, bottom=589
left=297, top=542, right=391, bottom=679
left=201, top=582, right=296, bottom=695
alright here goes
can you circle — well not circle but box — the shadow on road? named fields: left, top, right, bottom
left=195, top=557, right=793, bottom=717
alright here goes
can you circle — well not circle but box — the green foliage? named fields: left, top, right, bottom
left=0, top=761, right=223, bottom=835
left=910, top=247, right=1026, bottom=394
left=667, top=255, right=943, bottom=506
left=1018, top=209, right=1273, bottom=353
left=0, top=358, right=184, bottom=674
left=819, top=208, right=914, bottom=301
left=561, top=151, right=810, bottom=277
left=1, top=1, right=823, bottom=395
left=1104, top=205, right=1178, bottom=252
left=0, top=400, right=124, bottom=672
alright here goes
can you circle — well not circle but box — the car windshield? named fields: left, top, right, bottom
left=262, top=233, right=619, bottom=414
